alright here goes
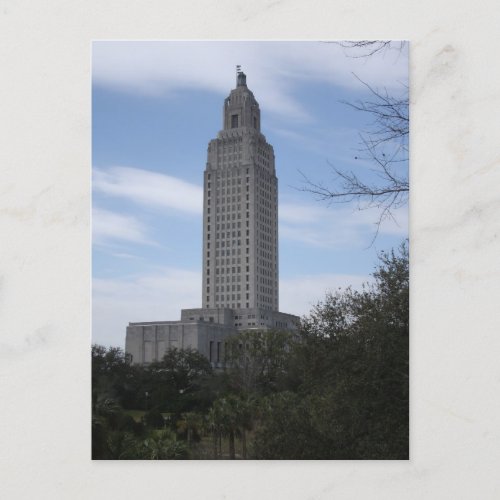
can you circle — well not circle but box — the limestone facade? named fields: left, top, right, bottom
left=203, top=71, right=278, bottom=311
left=125, top=71, right=299, bottom=366
left=126, top=307, right=298, bottom=366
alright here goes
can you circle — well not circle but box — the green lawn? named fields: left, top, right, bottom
left=124, top=409, right=145, bottom=422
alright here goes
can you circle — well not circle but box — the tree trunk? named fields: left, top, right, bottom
left=229, top=431, right=235, bottom=459
left=242, top=430, right=247, bottom=459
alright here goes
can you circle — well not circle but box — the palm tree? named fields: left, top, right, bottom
left=206, top=406, right=223, bottom=459
left=213, top=397, right=237, bottom=459
left=210, top=395, right=255, bottom=459
left=140, top=429, right=187, bottom=459
left=178, top=412, right=203, bottom=449
left=236, top=396, right=255, bottom=459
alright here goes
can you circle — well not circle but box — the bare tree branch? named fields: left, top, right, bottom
left=335, top=41, right=407, bottom=58
left=301, top=42, right=409, bottom=242
left=342, top=74, right=408, bottom=155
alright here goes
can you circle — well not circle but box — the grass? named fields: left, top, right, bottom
left=124, top=409, right=145, bottom=422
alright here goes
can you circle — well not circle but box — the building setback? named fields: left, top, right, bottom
left=126, top=71, right=299, bottom=366
left=203, top=70, right=278, bottom=311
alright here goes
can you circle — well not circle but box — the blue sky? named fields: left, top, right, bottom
left=92, top=41, right=408, bottom=347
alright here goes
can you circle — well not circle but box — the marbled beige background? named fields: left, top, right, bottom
left=1, top=1, right=499, bottom=498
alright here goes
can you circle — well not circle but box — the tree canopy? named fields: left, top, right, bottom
left=92, top=243, right=408, bottom=459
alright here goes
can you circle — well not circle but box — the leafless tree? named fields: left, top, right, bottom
left=336, top=40, right=407, bottom=58
left=301, top=41, right=409, bottom=237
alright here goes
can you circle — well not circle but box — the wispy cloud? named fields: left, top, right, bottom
left=93, top=166, right=203, bottom=214
left=93, top=207, right=153, bottom=246
left=109, top=252, right=142, bottom=260
left=280, top=273, right=369, bottom=317
left=93, top=267, right=201, bottom=347
left=92, top=266, right=369, bottom=347
left=279, top=201, right=408, bottom=248
left=92, top=41, right=408, bottom=122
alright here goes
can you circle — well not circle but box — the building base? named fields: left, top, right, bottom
left=125, top=307, right=299, bottom=366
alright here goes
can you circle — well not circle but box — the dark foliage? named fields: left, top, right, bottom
left=253, top=242, right=409, bottom=459
left=92, top=244, right=408, bottom=459
left=143, top=408, right=166, bottom=429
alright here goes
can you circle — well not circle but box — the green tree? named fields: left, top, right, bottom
left=208, top=395, right=256, bottom=459
left=91, top=344, right=141, bottom=409
left=144, top=348, right=214, bottom=414
left=205, top=406, right=223, bottom=459
left=92, top=397, right=138, bottom=459
left=254, top=243, right=409, bottom=459
left=143, top=408, right=165, bottom=429
left=138, top=429, right=188, bottom=460
left=225, top=329, right=294, bottom=395
left=177, top=412, right=203, bottom=449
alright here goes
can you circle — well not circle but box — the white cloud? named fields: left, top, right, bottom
left=92, top=207, right=153, bottom=245
left=279, top=201, right=408, bottom=248
left=92, top=41, right=408, bottom=121
left=92, top=266, right=370, bottom=347
left=92, top=267, right=201, bottom=347
left=109, top=252, right=142, bottom=260
left=280, top=273, right=370, bottom=317
left=93, top=166, right=203, bottom=214
left=280, top=203, right=330, bottom=225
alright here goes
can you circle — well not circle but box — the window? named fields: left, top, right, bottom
left=209, top=341, right=214, bottom=362
left=231, top=114, right=238, bottom=128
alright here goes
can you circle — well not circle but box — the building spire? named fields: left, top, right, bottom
left=236, top=65, right=246, bottom=87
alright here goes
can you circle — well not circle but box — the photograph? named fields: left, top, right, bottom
left=92, top=40, right=409, bottom=460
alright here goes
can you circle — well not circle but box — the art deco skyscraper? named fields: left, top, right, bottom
left=126, top=70, right=297, bottom=366
left=202, top=71, right=278, bottom=311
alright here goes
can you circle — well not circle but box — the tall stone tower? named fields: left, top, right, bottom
left=126, top=70, right=298, bottom=366
left=202, top=71, right=278, bottom=311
